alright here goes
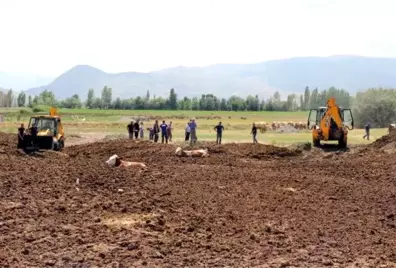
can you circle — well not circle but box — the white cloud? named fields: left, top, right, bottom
left=0, top=0, right=395, bottom=76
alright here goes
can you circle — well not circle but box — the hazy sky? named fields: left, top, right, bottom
left=0, top=0, right=395, bottom=76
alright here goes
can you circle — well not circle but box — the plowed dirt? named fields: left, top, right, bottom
left=1, top=133, right=396, bottom=267
left=370, top=130, right=396, bottom=147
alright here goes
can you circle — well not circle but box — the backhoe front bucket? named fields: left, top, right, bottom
left=22, top=135, right=53, bottom=151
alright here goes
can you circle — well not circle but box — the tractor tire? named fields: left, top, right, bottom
left=55, top=139, right=64, bottom=151
left=338, top=136, right=347, bottom=148
left=313, top=138, right=320, bottom=147
left=59, top=139, right=64, bottom=151
left=51, top=141, right=56, bottom=151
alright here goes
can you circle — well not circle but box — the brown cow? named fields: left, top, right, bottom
left=106, top=154, right=147, bottom=168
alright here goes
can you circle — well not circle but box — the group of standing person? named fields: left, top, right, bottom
left=211, top=121, right=258, bottom=144
left=184, top=119, right=198, bottom=144
left=152, top=120, right=173, bottom=144
left=128, top=120, right=173, bottom=144
left=127, top=118, right=259, bottom=144
left=127, top=120, right=144, bottom=139
left=187, top=120, right=258, bottom=144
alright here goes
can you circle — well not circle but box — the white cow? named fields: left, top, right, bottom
left=106, top=154, right=147, bottom=168
left=175, top=147, right=209, bottom=157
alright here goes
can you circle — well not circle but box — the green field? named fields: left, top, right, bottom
left=0, top=107, right=387, bottom=146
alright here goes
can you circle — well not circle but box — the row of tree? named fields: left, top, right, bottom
left=4, top=86, right=352, bottom=112
left=3, top=86, right=396, bottom=127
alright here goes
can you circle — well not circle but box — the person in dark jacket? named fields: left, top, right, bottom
left=133, top=120, right=140, bottom=139
left=214, top=122, right=225, bottom=144
left=127, top=121, right=134, bottom=139
left=30, top=122, right=38, bottom=147
left=251, top=123, right=258, bottom=143
left=160, top=120, right=168, bottom=144
left=363, top=122, right=371, bottom=140
left=17, top=123, right=25, bottom=149
left=153, top=120, right=160, bottom=143
left=147, top=127, right=154, bottom=140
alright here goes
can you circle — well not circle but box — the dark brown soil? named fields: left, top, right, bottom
left=369, top=130, right=396, bottom=149
left=1, top=133, right=396, bottom=267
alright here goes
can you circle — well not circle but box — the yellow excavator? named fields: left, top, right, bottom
left=307, top=97, right=354, bottom=148
left=22, top=107, right=65, bottom=152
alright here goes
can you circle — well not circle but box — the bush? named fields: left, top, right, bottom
left=32, top=105, right=51, bottom=113
left=353, top=88, right=396, bottom=128
left=18, top=109, right=29, bottom=115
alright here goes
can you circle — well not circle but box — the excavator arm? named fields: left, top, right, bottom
left=319, top=98, right=344, bottom=140
left=308, top=97, right=352, bottom=148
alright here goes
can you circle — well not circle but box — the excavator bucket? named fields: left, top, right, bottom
left=49, top=107, right=58, bottom=116
left=327, top=97, right=336, bottom=108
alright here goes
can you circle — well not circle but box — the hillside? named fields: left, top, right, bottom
left=26, top=55, right=396, bottom=100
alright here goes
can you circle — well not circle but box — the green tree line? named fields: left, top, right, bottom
left=10, top=86, right=352, bottom=112
left=3, top=85, right=396, bottom=127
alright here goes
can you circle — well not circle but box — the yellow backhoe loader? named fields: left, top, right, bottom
left=22, top=107, right=65, bottom=152
left=307, top=97, right=354, bottom=148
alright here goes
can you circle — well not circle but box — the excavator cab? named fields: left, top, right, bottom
left=307, top=98, right=354, bottom=148
left=22, top=107, right=65, bottom=152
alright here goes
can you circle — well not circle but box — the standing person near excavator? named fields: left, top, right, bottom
left=30, top=121, right=38, bottom=148
left=17, top=123, right=25, bottom=149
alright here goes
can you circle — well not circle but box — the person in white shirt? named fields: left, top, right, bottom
left=185, top=120, right=191, bottom=141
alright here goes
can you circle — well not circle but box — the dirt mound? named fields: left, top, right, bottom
left=0, top=132, right=17, bottom=151
left=64, top=139, right=170, bottom=157
left=181, top=142, right=301, bottom=160
left=2, top=134, right=396, bottom=267
left=221, top=143, right=301, bottom=159
left=369, top=130, right=396, bottom=149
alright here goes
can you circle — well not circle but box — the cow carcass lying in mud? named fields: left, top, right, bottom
left=106, top=154, right=147, bottom=168
left=175, top=147, right=209, bottom=157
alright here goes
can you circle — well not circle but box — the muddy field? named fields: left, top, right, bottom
left=1, top=132, right=396, bottom=267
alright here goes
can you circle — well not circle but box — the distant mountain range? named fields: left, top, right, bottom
left=4, top=55, right=396, bottom=100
